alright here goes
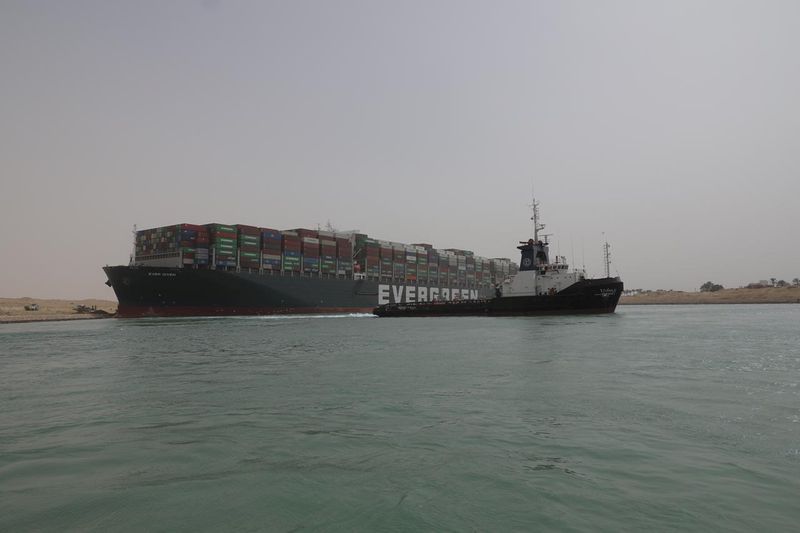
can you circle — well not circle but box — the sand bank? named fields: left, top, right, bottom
left=0, top=298, right=117, bottom=324
left=621, top=286, right=800, bottom=305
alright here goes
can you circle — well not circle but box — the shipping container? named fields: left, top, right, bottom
left=236, top=224, right=260, bottom=235
left=135, top=221, right=505, bottom=280
left=288, top=228, right=319, bottom=239
left=207, top=223, right=236, bottom=233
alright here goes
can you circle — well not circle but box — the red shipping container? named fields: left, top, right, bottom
left=287, top=228, right=318, bottom=239
left=236, top=224, right=261, bottom=236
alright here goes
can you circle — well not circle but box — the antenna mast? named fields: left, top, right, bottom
left=602, top=236, right=612, bottom=278
left=529, top=196, right=545, bottom=242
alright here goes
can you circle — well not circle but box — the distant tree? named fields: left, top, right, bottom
left=770, top=277, right=777, bottom=287
left=793, top=278, right=800, bottom=287
left=700, top=281, right=724, bottom=292
left=777, top=280, right=788, bottom=287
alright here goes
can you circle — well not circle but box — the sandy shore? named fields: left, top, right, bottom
left=621, top=286, right=800, bottom=305
left=0, top=298, right=117, bottom=324
left=2, top=287, right=797, bottom=324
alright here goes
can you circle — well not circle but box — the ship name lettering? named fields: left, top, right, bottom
left=378, top=284, right=479, bottom=304
left=418, top=287, right=428, bottom=302
left=391, top=285, right=404, bottom=303
left=378, top=285, right=390, bottom=305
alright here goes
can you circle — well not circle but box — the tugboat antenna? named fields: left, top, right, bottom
left=529, top=196, right=545, bottom=242
left=602, top=234, right=612, bottom=278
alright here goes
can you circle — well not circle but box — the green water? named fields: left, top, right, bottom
left=1, top=305, right=799, bottom=531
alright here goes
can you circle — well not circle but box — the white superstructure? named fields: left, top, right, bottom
left=500, top=198, right=586, bottom=298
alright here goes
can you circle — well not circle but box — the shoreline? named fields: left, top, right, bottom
left=0, top=315, right=114, bottom=325
left=620, top=286, right=800, bottom=305
left=1, top=297, right=117, bottom=325
left=3, top=288, right=799, bottom=324
left=621, top=300, right=799, bottom=305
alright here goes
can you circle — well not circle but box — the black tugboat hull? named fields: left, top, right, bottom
left=373, top=278, right=623, bottom=317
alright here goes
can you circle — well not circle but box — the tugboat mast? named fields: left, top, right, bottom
left=530, top=197, right=545, bottom=242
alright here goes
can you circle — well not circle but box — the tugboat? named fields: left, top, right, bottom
left=373, top=199, right=623, bottom=317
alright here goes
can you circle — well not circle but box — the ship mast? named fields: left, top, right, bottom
left=603, top=237, right=612, bottom=278
left=529, top=197, right=545, bottom=242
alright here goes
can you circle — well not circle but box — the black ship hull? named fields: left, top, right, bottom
left=373, top=278, right=623, bottom=317
left=103, top=265, right=495, bottom=318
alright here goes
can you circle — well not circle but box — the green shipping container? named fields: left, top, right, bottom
left=209, top=224, right=236, bottom=233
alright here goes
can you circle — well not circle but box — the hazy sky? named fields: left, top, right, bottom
left=2, top=0, right=799, bottom=299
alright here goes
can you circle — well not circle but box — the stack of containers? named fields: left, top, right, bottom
left=404, top=246, right=417, bottom=282
left=448, top=253, right=459, bottom=285
left=474, top=257, right=487, bottom=284
left=491, top=258, right=511, bottom=284
left=392, top=245, right=405, bottom=280
left=360, top=239, right=379, bottom=277
left=207, top=224, right=237, bottom=268
left=237, top=225, right=261, bottom=270
left=193, top=225, right=210, bottom=266
left=302, top=236, right=320, bottom=274
left=353, top=233, right=368, bottom=259
left=320, top=237, right=337, bottom=275
left=179, top=223, right=209, bottom=266
left=261, top=228, right=282, bottom=270
left=380, top=242, right=393, bottom=279
left=335, top=234, right=354, bottom=275
left=438, top=251, right=450, bottom=285
left=509, top=262, right=519, bottom=277
left=456, top=254, right=467, bottom=284
left=352, top=234, right=368, bottom=274
left=465, top=255, right=476, bottom=285
left=282, top=231, right=302, bottom=272
left=416, top=247, right=429, bottom=284
left=135, top=225, right=179, bottom=260
left=178, top=225, right=195, bottom=265
left=318, top=229, right=335, bottom=273
left=482, top=258, right=492, bottom=285
left=427, top=248, right=439, bottom=284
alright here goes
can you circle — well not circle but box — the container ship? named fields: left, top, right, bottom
left=375, top=199, right=623, bottom=317
left=104, top=224, right=516, bottom=317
